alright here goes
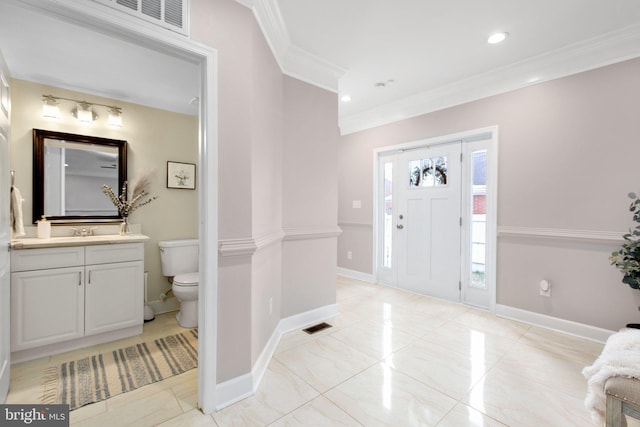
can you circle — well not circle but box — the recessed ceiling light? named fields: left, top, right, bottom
left=487, top=32, right=508, bottom=44
left=341, top=95, right=352, bottom=102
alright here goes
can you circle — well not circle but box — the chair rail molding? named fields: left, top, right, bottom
left=218, top=238, right=257, bottom=257
left=498, top=226, right=625, bottom=245
left=282, top=226, right=342, bottom=241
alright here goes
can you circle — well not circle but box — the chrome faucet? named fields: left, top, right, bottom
left=71, top=227, right=98, bottom=237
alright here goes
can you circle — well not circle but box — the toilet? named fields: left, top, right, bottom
left=158, top=239, right=199, bottom=328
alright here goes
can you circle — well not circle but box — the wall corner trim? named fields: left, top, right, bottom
left=254, top=230, right=285, bottom=251
left=495, top=304, right=615, bottom=343
left=215, top=303, right=338, bottom=411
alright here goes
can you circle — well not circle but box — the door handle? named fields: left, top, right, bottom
left=397, top=224, right=404, bottom=229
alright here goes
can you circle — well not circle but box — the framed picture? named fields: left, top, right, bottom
left=167, top=161, right=196, bottom=190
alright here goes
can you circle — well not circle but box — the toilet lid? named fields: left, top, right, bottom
left=174, top=272, right=199, bottom=286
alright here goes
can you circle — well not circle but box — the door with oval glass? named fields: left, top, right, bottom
left=396, top=142, right=462, bottom=301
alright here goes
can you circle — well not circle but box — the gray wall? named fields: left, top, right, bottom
left=338, top=58, right=640, bottom=331
left=282, top=76, right=340, bottom=318
left=191, top=0, right=339, bottom=382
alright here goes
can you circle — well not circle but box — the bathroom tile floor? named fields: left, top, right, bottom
left=6, top=276, right=607, bottom=426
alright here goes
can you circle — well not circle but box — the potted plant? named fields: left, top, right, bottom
left=610, top=192, right=640, bottom=328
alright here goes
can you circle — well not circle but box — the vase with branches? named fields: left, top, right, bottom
left=102, top=170, right=157, bottom=235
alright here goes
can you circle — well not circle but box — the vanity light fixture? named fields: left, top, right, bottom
left=41, top=94, right=123, bottom=127
left=72, top=101, right=96, bottom=123
left=108, top=107, right=123, bottom=127
left=41, top=95, right=60, bottom=119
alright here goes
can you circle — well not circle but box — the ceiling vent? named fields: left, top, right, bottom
left=93, top=0, right=189, bottom=36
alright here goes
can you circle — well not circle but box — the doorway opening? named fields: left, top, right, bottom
left=0, top=0, right=218, bottom=413
left=373, top=127, right=497, bottom=311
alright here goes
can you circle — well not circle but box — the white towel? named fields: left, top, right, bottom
left=10, top=185, right=25, bottom=237
left=582, top=328, right=640, bottom=424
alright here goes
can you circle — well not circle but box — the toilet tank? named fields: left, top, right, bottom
left=158, top=239, right=199, bottom=276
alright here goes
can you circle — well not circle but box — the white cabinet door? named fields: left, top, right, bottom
left=84, top=261, right=143, bottom=336
left=11, top=267, right=84, bottom=351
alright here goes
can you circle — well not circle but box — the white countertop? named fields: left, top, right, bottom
left=11, top=234, right=149, bottom=249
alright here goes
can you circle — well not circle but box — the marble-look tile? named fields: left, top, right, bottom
left=452, top=310, right=531, bottom=340
left=212, top=359, right=319, bottom=426
left=270, top=396, right=361, bottom=426
left=74, top=388, right=184, bottom=427
left=329, top=320, right=416, bottom=359
left=436, top=403, right=507, bottom=427
left=496, top=342, right=591, bottom=399
left=339, top=296, right=450, bottom=337
left=157, top=409, right=218, bottom=427
left=518, top=326, right=604, bottom=364
left=275, top=335, right=377, bottom=393
left=423, top=321, right=518, bottom=364
left=168, top=369, right=199, bottom=412
left=68, top=401, right=108, bottom=424
left=386, top=337, right=491, bottom=400
left=396, top=293, right=471, bottom=322
left=275, top=311, right=361, bottom=355
left=325, top=362, right=457, bottom=426
left=464, top=366, right=597, bottom=427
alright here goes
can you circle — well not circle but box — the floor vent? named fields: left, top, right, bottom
left=303, top=322, right=332, bottom=335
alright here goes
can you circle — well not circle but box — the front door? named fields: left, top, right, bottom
left=396, top=142, right=462, bottom=301
left=0, top=49, right=12, bottom=402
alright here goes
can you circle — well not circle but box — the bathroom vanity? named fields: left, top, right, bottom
left=9, top=234, right=148, bottom=362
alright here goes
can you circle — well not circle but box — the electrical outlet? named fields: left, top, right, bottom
left=347, top=251, right=353, bottom=260
left=539, top=280, right=551, bottom=297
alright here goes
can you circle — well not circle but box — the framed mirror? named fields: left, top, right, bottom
left=32, top=129, right=127, bottom=224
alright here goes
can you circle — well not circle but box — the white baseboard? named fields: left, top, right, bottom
left=215, top=303, right=338, bottom=410
left=251, top=325, right=283, bottom=391
left=215, top=373, right=254, bottom=411
left=278, top=304, right=339, bottom=334
left=496, top=304, right=615, bottom=343
left=148, top=297, right=179, bottom=315
left=336, top=267, right=375, bottom=284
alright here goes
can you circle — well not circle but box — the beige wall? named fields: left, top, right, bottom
left=338, top=58, right=640, bottom=331
left=10, top=79, right=198, bottom=311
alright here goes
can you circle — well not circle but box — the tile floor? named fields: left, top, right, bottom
left=6, top=276, right=607, bottom=426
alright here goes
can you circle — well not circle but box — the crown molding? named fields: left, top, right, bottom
left=339, top=23, right=640, bottom=135
left=238, top=0, right=345, bottom=93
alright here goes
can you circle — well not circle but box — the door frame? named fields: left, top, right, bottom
left=372, top=126, right=498, bottom=311
left=8, top=0, right=219, bottom=412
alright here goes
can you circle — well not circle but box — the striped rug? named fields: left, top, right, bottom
left=42, top=330, right=198, bottom=410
